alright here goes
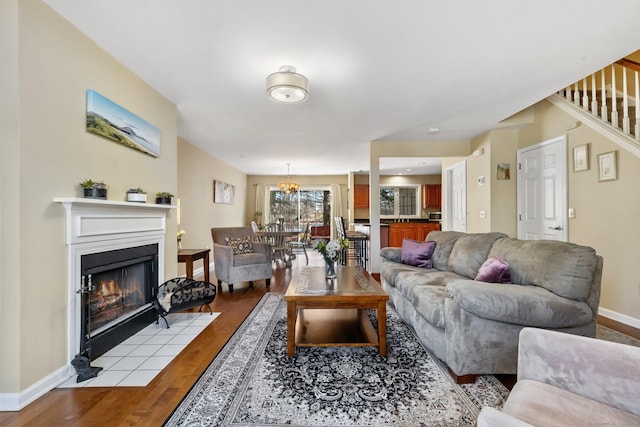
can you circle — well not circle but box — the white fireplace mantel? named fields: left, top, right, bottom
left=54, top=197, right=176, bottom=245
left=54, top=197, right=175, bottom=378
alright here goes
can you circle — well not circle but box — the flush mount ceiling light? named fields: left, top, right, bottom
left=266, top=66, right=309, bottom=103
left=279, top=163, right=300, bottom=194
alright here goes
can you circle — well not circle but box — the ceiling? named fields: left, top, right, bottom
left=43, top=0, right=640, bottom=176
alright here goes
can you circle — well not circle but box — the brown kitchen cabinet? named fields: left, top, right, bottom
left=422, top=184, right=442, bottom=209
left=388, top=222, right=441, bottom=247
left=354, top=184, right=369, bottom=209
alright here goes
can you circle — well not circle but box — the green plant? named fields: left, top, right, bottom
left=156, top=192, right=174, bottom=198
left=127, top=187, right=146, bottom=194
left=79, top=179, right=108, bottom=189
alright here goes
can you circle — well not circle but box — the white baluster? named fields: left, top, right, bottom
left=622, top=66, right=630, bottom=134
left=582, top=78, right=589, bottom=110
left=633, top=71, right=640, bottom=141
left=601, top=70, right=608, bottom=122
left=611, top=64, right=619, bottom=129
left=591, top=73, right=598, bottom=115
left=574, top=82, right=580, bottom=106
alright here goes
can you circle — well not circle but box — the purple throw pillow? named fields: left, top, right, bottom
left=475, top=256, right=511, bottom=283
left=401, top=239, right=436, bottom=269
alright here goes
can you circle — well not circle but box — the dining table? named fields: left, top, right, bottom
left=254, top=230, right=300, bottom=266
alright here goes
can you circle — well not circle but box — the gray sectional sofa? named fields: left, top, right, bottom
left=380, top=231, right=603, bottom=382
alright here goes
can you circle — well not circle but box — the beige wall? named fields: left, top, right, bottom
left=466, top=133, right=492, bottom=232
left=489, top=129, right=518, bottom=236
left=1, top=0, right=22, bottom=395
left=1, top=0, right=178, bottom=395
left=177, top=138, right=247, bottom=275
left=521, top=100, right=640, bottom=324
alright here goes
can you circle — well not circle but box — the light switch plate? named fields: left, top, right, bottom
left=568, top=208, right=575, bottom=219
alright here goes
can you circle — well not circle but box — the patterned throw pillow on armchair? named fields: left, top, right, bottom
left=224, top=236, right=254, bottom=254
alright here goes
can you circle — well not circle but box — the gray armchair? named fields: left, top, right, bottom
left=477, top=327, right=640, bottom=426
left=211, top=227, right=272, bottom=292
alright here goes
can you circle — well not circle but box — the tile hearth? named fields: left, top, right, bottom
left=59, top=312, right=219, bottom=388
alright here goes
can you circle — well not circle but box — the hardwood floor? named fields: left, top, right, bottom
left=3, top=255, right=639, bottom=426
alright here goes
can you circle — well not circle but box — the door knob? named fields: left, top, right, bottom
left=548, top=226, right=563, bottom=231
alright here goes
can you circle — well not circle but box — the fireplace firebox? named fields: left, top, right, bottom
left=79, top=244, right=158, bottom=361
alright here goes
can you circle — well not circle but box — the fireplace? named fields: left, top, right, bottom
left=80, top=244, right=158, bottom=360
left=54, top=197, right=173, bottom=378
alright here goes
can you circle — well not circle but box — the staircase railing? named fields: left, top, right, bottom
left=557, top=58, right=639, bottom=142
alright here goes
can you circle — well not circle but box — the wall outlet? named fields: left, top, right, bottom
left=479, top=210, right=486, bottom=219
left=568, top=208, right=575, bottom=219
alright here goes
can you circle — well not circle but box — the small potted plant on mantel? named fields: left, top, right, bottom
left=126, top=187, right=147, bottom=203
left=80, top=179, right=109, bottom=199
left=156, top=192, right=174, bottom=205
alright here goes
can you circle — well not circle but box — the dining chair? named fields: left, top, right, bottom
left=261, top=223, right=290, bottom=266
left=288, top=223, right=311, bottom=265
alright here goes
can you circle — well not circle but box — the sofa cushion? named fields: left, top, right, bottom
left=225, top=236, right=254, bottom=254
left=392, top=270, right=466, bottom=328
left=475, top=256, right=511, bottom=283
left=502, top=379, right=640, bottom=427
left=409, top=285, right=450, bottom=328
left=448, top=232, right=508, bottom=279
left=488, top=238, right=598, bottom=300
left=380, top=260, right=427, bottom=288
left=425, top=231, right=466, bottom=271
left=446, top=279, right=593, bottom=327
left=401, top=239, right=436, bottom=268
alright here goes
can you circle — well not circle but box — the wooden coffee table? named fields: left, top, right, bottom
left=284, top=265, right=389, bottom=357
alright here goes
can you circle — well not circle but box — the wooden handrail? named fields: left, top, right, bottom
left=616, top=58, right=640, bottom=73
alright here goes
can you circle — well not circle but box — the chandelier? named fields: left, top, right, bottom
left=279, top=163, right=300, bottom=194
left=266, top=66, right=309, bottom=103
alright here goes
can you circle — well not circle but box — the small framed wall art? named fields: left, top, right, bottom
left=597, top=151, right=618, bottom=182
left=497, top=163, right=511, bottom=180
left=213, top=180, right=236, bottom=204
left=573, top=144, right=589, bottom=172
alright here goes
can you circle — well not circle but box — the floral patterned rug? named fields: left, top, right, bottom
left=164, top=293, right=510, bottom=426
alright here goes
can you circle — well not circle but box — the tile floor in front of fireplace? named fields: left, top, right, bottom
left=58, top=312, right=220, bottom=388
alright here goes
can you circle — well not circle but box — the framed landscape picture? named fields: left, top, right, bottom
left=214, top=180, right=235, bottom=204
left=573, top=144, right=589, bottom=172
left=86, top=89, right=160, bottom=157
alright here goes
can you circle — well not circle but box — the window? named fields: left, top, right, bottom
left=380, top=185, right=420, bottom=218
left=269, top=188, right=331, bottom=230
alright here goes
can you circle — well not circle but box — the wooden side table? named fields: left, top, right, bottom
left=177, top=249, right=210, bottom=283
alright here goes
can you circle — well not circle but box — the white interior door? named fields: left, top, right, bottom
left=517, top=135, right=568, bottom=241
left=446, top=161, right=466, bottom=232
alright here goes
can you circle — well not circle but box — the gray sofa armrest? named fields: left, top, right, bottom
left=380, top=247, right=402, bottom=263
left=477, top=407, right=534, bottom=427
left=518, top=328, right=640, bottom=416
left=446, top=280, right=593, bottom=328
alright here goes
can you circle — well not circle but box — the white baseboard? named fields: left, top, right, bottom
left=599, top=307, right=640, bottom=330
left=0, top=365, right=71, bottom=411
left=178, top=263, right=214, bottom=281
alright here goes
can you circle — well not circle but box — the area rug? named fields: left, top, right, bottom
left=164, top=293, right=509, bottom=426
